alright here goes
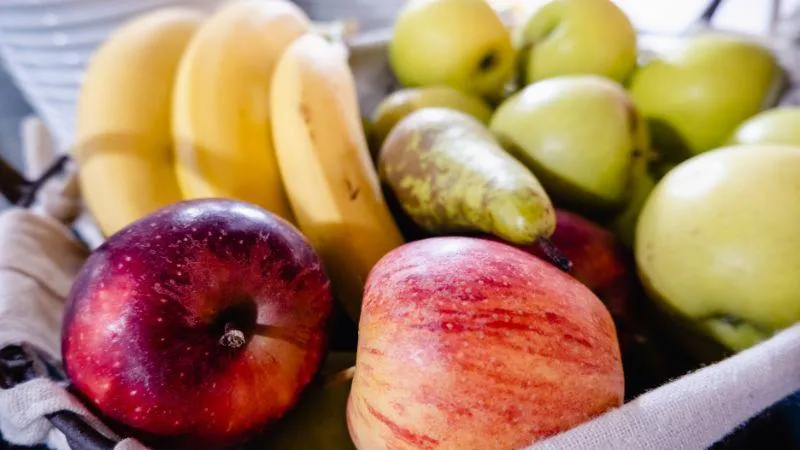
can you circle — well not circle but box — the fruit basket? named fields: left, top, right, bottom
left=1, top=1, right=800, bottom=449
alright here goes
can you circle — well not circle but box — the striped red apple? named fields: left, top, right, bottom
left=347, top=237, right=624, bottom=449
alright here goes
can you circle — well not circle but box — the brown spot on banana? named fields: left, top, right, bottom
left=345, top=178, right=360, bottom=201
left=299, top=102, right=315, bottom=143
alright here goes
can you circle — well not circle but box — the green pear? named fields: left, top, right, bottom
left=370, top=86, right=493, bottom=152
left=490, top=75, right=650, bottom=211
left=629, top=33, right=784, bottom=160
left=378, top=107, right=555, bottom=244
left=517, top=0, right=637, bottom=85
left=253, top=353, right=356, bottom=449
left=390, top=0, right=515, bottom=99
left=728, top=107, right=800, bottom=147
left=635, top=145, right=800, bottom=352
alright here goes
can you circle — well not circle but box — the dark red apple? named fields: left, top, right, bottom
left=347, top=237, right=623, bottom=449
left=62, top=199, right=333, bottom=448
left=531, top=209, right=634, bottom=318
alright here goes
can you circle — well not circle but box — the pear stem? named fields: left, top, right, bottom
left=219, top=322, right=246, bottom=349
left=536, top=237, right=573, bottom=273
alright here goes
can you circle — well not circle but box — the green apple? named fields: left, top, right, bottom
left=370, top=86, right=493, bottom=152
left=517, top=0, right=637, bottom=85
left=629, top=33, right=784, bottom=161
left=389, top=0, right=515, bottom=99
left=490, top=75, right=649, bottom=211
left=635, top=145, right=800, bottom=352
left=728, top=107, right=800, bottom=147
left=256, top=353, right=356, bottom=449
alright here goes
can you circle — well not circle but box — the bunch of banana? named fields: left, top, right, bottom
left=172, top=0, right=309, bottom=222
left=74, top=0, right=404, bottom=319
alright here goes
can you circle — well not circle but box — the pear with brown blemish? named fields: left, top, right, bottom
left=378, top=108, right=556, bottom=247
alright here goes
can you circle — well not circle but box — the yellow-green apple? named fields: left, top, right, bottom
left=370, top=86, right=493, bottom=152
left=728, top=107, right=800, bottom=147
left=347, top=237, right=623, bottom=448
left=517, top=0, right=637, bottom=85
left=265, top=352, right=356, bottom=449
left=629, top=33, right=784, bottom=161
left=490, top=75, right=650, bottom=211
left=62, top=199, right=333, bottom=449
left=635, top=145, right=800, bottom=352
left=390, top=0, right=515, bottom=99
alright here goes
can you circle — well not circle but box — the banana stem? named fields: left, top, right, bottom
left=535, top=237, right=573, bottom=273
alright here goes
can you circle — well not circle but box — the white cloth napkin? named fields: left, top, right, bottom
left=0, top=378, right=146, bottom=450
left=532, top=323, right=800, bottom=450
left=0, top=206, right=147, bottom=450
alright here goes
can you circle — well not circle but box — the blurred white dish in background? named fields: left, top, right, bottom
left=295, top=0, right=405, bottom=30
left=0, top=0, right=222, bottom=151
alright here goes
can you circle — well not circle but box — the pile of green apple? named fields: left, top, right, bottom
left=377, top=0, right=800, bottom=359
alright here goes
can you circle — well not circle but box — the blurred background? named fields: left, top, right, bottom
left=1, top=0, right=799, bottom=211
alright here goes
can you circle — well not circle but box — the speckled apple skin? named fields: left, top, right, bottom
left=62, top=199, right=332, bottom=448
left=347, top=237, right=623, bottom=449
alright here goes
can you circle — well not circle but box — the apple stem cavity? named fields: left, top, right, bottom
left=478, top=51, right=497, bottom=73
left=535, top=237, right=573, bottom=273
left=219, top=322, right=246, bottom=349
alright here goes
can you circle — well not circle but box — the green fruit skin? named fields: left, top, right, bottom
left=490, top=75, right=649, bottom=210
left=370, top=86, right=493, bottom=151
left=635, top=145, right=800, bottom=352
left=518, top=0, right=637, bottom=85
left=728, top=107, right=800, bottom=147
left=630, top=33, right=784, bottom=159
left=260, top=353, right=356, bottom=450
left=378, top=108, right=555, bottom=244
left=609, top=162, right=656, bottom=248
left=389, top=0, right=515, bottom=99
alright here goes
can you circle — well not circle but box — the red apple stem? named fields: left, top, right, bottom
left=536, top=237, right=573, bottom=273
left=219, top=322, right=246, bottom=349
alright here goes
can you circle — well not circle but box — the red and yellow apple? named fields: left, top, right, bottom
left=347, top=237, right=623, bottom=449
left=483, top=209, right=635, bottom=328
left=62, top=199, right=333, bottom=448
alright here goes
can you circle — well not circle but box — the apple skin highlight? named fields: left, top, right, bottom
left=62, top=199, right=333, bottom=448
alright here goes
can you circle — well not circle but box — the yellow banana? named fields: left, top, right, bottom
left=172, top=0, right=310, bottom=222
left=271, top=34, right=406, bottom=321
left=74, top=8, right=205, bottom=236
